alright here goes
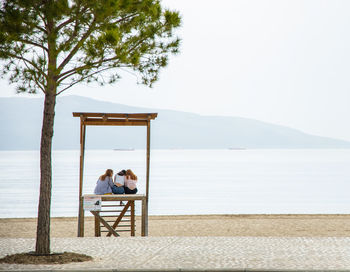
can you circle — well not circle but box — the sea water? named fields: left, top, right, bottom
left=0, top=149, right=349, bottom=218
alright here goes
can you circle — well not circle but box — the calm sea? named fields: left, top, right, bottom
left=0, top=149, right=349, bottom=218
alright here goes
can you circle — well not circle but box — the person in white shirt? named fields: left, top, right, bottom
left=124, top=169, right=138, bottom=194
left=112, top=169, right=126, bottom=194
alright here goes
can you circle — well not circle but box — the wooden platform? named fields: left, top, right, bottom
left=85, top=194, right=147, bottom=201
left=82, top=194, right=147, bottom=237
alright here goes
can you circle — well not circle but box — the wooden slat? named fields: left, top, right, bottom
left=101, top=224, right=132, bottom=228
left=101, top=204, right=127, bottom=207
left=100, top=215, right=131, bottom=218
left=83, top=119, right=148, bottom=126
left=105, top=220, right=131, bottom=223
left=84, top=117, right=149, bottom=122
left=100, top=210, right=130, bottom=213
left=101, top=229, right=135, bottom=233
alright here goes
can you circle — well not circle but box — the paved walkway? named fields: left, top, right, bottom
left=1, top=237, right=350, bottom=271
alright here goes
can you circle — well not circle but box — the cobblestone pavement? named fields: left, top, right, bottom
left=1, top=237, right=350, bottom=271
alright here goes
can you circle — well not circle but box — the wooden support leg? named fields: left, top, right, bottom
left=131, top=200, right=135, bottom=236
left=94, top=211, right=101, bottom=237
left=78, top=123, right=86, bottom=237
left=141, top=197, right=146, bottom=236
left=78, top=196, right=85, bottom=237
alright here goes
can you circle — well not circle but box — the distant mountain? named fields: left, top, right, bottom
left=1, top=95, right=350, bottom=150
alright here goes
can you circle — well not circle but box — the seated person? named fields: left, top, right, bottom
left=124, top=169, right=138, bottom=194
left=94, top=169, right=114, bottom=195
left=112, top=169, right=126, bottom=194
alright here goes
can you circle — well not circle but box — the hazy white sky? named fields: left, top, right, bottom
left=1, top=0, right=350, bottom=141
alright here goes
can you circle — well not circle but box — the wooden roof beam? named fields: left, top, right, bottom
left=83, top=118, right=148, bottom=126
left=73, top=112, right=158, bottom=120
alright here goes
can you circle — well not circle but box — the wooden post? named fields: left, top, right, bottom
left=145, top=120, right=151, bottom=236
left=141, top=196, right=146, bottom=236
left=94, top=211, right=101, bottom=237
left=131, top=200, right=135, bottom=236
left=78, top=117, right=86, bottom=237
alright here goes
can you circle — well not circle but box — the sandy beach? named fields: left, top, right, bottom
left=1, top=214, right=350, bottom=238
left=2, top=214, right=350, bottom=270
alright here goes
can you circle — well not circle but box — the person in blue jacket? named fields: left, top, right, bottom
left=94, top=169, right=114, bottom=195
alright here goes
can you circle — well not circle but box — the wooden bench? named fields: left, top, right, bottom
left=83, top=194, right=147, bottom=237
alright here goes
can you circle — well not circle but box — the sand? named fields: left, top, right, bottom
left=1, top=214, right=350, bottom=238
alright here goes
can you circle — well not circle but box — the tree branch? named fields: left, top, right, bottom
left=18, top=50, right=46, bottom=93
left=56, top=18, right=75, bottom=31
left=57, top=54, right=121, bottom=84
left=57, top=28, right=154, bottom=84
left=56, top=65, right=118, bottom=95
left=37, top=12, right=48, bottom=31
left=31, top=71, right=46, bottom=93
left=5, top=52, right=47, bottom=80
left=111, top=13, right=138, bottom=24
left=56, top=13, right=173, bottom=89
left=34, top=24, right=47, bottom=33
left=56, top=7, right=88, bottom=33
left=57, top=16, right=97, bottom=72
left=18, top=38, right=48, bottom=52
left=56, top=18, right=80, bottom=53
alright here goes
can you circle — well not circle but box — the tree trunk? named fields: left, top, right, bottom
left=35, top=92, right=56, bottom=255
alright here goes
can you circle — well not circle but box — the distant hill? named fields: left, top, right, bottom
left=1, top=95, right=350, bottom=150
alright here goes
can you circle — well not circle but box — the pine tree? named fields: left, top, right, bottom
left=0, top=0, right=181, bottom=255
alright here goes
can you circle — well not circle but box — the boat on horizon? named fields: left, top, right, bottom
left=113, top=148, right=135, bottom=151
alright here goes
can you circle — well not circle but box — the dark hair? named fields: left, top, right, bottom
left=117, top=170, right=126, bottom=176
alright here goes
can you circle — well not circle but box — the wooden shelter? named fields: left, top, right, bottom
left=73, top=112, right=158, bottom=237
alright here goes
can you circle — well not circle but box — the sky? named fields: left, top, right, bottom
left=1, top=0, right=350, bottom=141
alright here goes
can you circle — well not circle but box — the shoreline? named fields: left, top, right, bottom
left=2, top=213, right=350, bottom=218
left=1, top=214, right=350, bottom=238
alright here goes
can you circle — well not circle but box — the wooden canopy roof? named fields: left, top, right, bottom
left=73, top=112, right=158, bottom=126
